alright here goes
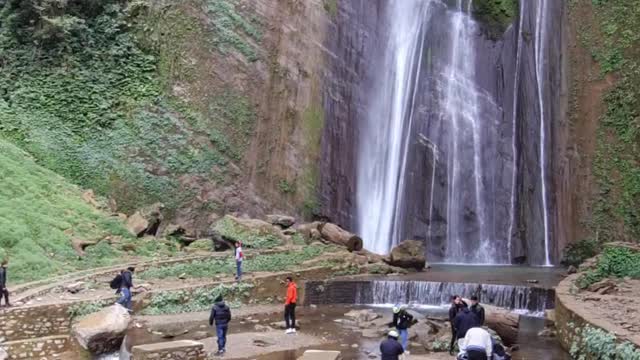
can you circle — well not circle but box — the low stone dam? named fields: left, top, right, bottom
left=305, top=280, right=555, bottom=314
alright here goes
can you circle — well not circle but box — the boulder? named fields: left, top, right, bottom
left=126, top=212, right=149, bottom=237
left=299, top=350, right=342, bottom=360
left=126, top=203, right=164, bottom=237
left=72, top=305, right=131, bottom=354
left=266, top=214, right=296, bottom=229
left=186, top=239, right=213, bottom=252
left=0, top=347, right=7, bottom=360
left=387, top=240, right=427, bottom=270
left=64, top=281, right=86, bottom=294
left=212, top=215, right=286, bottom=248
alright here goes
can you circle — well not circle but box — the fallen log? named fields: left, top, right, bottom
left=318, top=223, right=363, bottom=252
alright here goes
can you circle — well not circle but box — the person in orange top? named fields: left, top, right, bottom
left=284, top=276, right=297, bottom=334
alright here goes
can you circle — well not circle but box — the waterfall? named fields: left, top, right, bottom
left=325, top=0, right=563, bottom=265
left=441, top=1, right=495, bottom=263
left=356, top=0, right=429, bottom=254
left=534, top=0, right=552, bottom=266
left=507, top=3, right=526, bottom=261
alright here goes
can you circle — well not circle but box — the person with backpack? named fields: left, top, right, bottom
left=114, top=267, right=135, bottom=310
left=0, top=261, right=10, bottom=307
left=389, top=305, right=415, bottom=352
left=209, top=295, right=231, bottom=356
left=234, top=241, right=243, bottom=282
left=284, top=276, right=297, bottom=334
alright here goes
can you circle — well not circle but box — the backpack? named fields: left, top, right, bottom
left=110, top=273, right=123, bottom=289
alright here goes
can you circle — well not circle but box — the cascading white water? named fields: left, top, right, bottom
left=356, top=0, right=428, bottom=254
left=534, top=0, right=552, bottom=266
left=442, top=1, right=494, bottom=263
left=507, top=2, right=526, bottom=261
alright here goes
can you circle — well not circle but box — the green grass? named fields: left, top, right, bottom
left=0, top=138, right=133, bottom=284
left=212, top=216, right=283, bottom=249
left=141, top=283, right=255, bottom=315
left=139, top=246, right=328, bottom=280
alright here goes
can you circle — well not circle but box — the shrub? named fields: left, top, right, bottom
left=141, top=283, right=254, bottom=315
left=570, top=325, right=640, bottom=360
left=562, top=239, right=599, bottom=267
left=576, top=245, right=640, bottom=288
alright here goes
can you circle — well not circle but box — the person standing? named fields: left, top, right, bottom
left=449, top=295, right=468, bottom=354
left=454, top=308, right=479, bottom=353
left=209, top=295, right=231, bottom=356
left=390, top=305, right=414, bottom=352
left=459, top=327, right=493, bottom=360
left=0, top=261, right=9, bottom=307
left=234, top=242, right=244, bottom=282
left=284, top=276, right=297, bottom=334
left=116, top=266, right=135, bottom=311
left=380, top=329, right=404, bottom=360
left=470, top=295, right=485, bottom=326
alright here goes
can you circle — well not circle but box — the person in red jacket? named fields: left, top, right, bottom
left=284, top=276, right=297, bottom=334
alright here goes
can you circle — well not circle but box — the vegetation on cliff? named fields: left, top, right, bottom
left=472, top=0, right=519, bottom=38
left=572, top=0, right=640, bottom=243
left=0, top=0, right=258, bottom=216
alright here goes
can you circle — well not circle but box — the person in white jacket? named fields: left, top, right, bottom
left=459, top=327, right=492, bottom=360
left=234, top=242, right=244, bottom=281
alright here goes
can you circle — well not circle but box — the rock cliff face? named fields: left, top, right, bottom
left=139, top=0, right=331, bottom=233
left=319, top=0, right=569, bottom=264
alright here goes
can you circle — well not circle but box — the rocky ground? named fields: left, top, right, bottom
left=572, top=277, right=640, bottom=335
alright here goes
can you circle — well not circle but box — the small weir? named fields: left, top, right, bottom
left=306, top=280, right=555, bottom=314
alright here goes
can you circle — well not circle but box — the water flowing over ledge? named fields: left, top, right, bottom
left=305, top=280, right=555, bottom=314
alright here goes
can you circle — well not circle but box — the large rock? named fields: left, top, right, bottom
left=344, top=309, right=381, bottom=324
left=387, top=240, right=427, bottom=270
left=266, top=214, right=296, bottom=228
left=126, top=203, right=164, bottom=237
left=72, top=305, right=132, bottom=354
left=212, top=215, right=287, bottom=248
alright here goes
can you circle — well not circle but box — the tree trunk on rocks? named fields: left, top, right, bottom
left=318, top=223, right=363, bottom=251
left=485, top=311, right=519, bottom=345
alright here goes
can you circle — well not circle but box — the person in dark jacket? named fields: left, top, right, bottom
left=389, top=305, right=414, bottom=352
left=209, top=295, right=231, bottom=355
left=380, top=329, right=404, bottom=360
left=0, top=261, right=9, bottom=307
left=454, top=308, right=479, bottom=352
left=116, top=267, right=135, bottom=310
left=449, top=295, right=468, bottom=354
left=470, top=295, right=485, bottom=326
